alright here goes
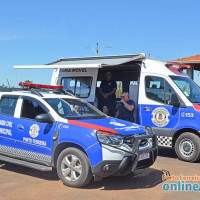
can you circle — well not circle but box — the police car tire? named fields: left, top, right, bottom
left=57, top=148, right=92, bottom=188
left=175, top=132, right=200, bottom=162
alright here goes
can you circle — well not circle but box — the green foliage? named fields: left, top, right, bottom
left=0, top=84, right=7, bottom=88
left=24, top=80, right=33, bottom=83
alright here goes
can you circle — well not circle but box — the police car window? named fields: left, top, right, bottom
left=21, top=99, right=47, bottom=120
left=45, top=98, right=106, bottom=119
left=145, top=76, right=165, bottom=103
left=61, top=77, right=92, bottom=98
left=0, top=97, right=18, bottom=116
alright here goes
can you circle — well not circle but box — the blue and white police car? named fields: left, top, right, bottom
left=0, top=82, right=157, bottom=188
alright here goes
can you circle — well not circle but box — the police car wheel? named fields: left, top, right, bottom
left=175, top=132, right=200, bottom=162
left=57, top=148, right=92, bottom=188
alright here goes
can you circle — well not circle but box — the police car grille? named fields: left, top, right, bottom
left=123, top=135, right=135, bottom=148
left=123, top=133, right=149, bottom=148
left=138, top=132, right=149, bottom=148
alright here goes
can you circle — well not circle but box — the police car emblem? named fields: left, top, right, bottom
left=151, top=107, right=170, bottom=127
left=29, top=124, right=40, bottom=138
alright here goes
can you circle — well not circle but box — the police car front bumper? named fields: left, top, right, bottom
left=91, top=134, right=157, bottom=178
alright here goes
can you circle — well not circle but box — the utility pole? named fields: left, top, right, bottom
left=7, top=79, right=10, bottom=88
left=86, top=42, right=111, bottom=56
left=96, top=42, right=99, bottom=56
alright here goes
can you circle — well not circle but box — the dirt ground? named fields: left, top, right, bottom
left=0, top=148, right=200, bottom=200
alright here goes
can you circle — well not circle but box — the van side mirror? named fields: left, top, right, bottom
left=169, top=93, right=180, bottom=107
left=35, top=114, right=54, bottom=124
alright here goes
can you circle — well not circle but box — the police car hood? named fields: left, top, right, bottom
left=68, top=118, right=146, bottom=135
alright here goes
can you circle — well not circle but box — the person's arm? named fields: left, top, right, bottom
left=105, top=81, right=117, bottom=98
left=115, top=110, right=119, bottom=118
left=106, top=88, right=116, bottom=96
left=99, top=87, right=104, bottom=96
left=99, top=81, right=106, bottom=98
left=121, top=100, right=134, bottom=111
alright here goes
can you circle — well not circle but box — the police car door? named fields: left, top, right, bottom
left=139, top=75, right=180, bottom=147
left=0, top=95, right=19, bottom=149
left=15, top=96, right=57, bottom=163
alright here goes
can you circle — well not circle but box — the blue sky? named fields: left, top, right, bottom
left=0, top=0, right=200, bottom=86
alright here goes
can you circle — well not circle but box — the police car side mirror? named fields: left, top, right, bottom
left=35, top=114, right=54, bottom=124
left=169, top=93, right=180, bottom=107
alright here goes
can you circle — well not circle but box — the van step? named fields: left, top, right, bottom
left=0, top=155, right=52, bottom=171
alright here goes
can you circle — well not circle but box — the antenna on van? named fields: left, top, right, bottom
left=86, top=42, right=112, bottom=56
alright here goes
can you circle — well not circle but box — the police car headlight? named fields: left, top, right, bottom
left=96, top=131, right=123, bottom=146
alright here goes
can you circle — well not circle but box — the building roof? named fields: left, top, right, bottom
left=174, top=54, right=200, bottom=63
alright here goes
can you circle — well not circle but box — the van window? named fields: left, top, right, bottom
left=61, top=77, right=92, bottom=98
left=170, top=76, right=200, bottom=103
left=145, top=76, right=175, bottom=105
left=0, top=97, right=18, bottom=116
left=145, top=76, right=165, bottom=103
left=115, top=81, right=123, bottom=98
left=130, top=81, right=139, bottom=85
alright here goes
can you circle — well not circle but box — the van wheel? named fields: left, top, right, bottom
left=175, top=132, right=200, bottom=162
left=57, top=148, right=92, bottom=188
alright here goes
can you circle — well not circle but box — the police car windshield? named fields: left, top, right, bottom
left=170, top=76, right=200, bottom=103
left=45, top=98, right=106, bottom=119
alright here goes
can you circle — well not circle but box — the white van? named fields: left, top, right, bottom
left=14, top=53, right=200, bottom=162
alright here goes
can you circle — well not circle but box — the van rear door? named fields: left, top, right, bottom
left=55, top=66, right=100, bottom=105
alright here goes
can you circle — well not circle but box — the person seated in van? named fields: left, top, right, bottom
left=99, top=71, right=116, bottom=116
left=115, top=92, right=135, bottom=122
left=102, top=105, right=110, bottom=116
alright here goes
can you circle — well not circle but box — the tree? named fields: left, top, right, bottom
left=0, top=84, right=7, bottom=88
left=24, top=80, right=33, bottom=83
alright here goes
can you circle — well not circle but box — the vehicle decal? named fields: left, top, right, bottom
left=193, top=103, right=200, bottom=111
left=23, top=137, right=47, bottom=146
left=181, top=112, right=194, bottom=118
left=0, top=119, right=13, bottom=136
left=0, top=145, right=51, bottom=162
left=29, top=124, right=40, bottom=138
left=68, top=120, right=118, bottom=135
left=151, top=107, right=170, bottom=127
left=58, top=123, right=69, bottom=129
left=109, top=121, right=126, bottom=126
left=157, top=136, right=172, bottom=147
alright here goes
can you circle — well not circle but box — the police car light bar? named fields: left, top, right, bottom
left=19, top=82, right=63, bottom=89
left=165, top=61, right=191, bottom=70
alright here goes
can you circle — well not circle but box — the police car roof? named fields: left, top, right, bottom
left=0, top=90, right=78, bottom=99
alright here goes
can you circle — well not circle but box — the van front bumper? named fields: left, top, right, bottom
left=91, top=133, right=158, bottom=177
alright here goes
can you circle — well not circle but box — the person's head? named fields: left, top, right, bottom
left=121, top=92, right=129, bottom=102
left=102, top=105, right=109, bottom=115
left=106, top=71, right=112, bottom=81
